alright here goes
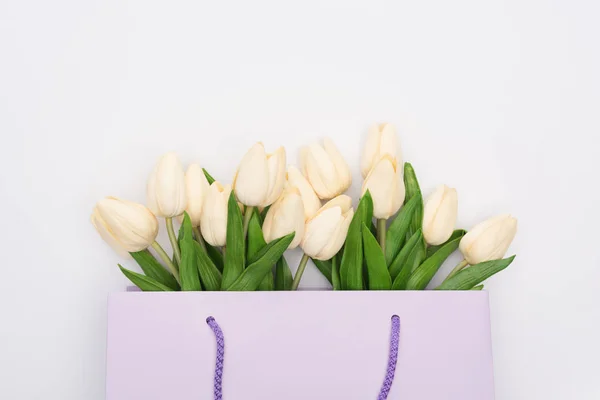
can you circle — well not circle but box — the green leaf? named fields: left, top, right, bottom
left=129, top=250, right=180, bottom=290
left=178, top=213, right=202, bottom=291
left=362, top=223, right=392, bottom=290
left=312, top=259, right=332, bottom=284
left=426, top=230, right=466, bottom=258
left=471, top=284, right=484, bottom=290
left=194, top=241, right=222, bottom=291
left=405, top=230, right=466, bottom=290
left=384, top=195, right=419, bottom=265
left=227, top=233, right=295, bottom=291
left=331, top=254, right=341, bottom=290
left=206, top=244, right=224, bottom=272
left=247, top=212, right=267, bottom=260
left=389, top=230, right=426, bottom=290
left=275, top=256, right=293, bottom=291
left=340, top=192, right=373, bottom=290
left=202, top=168, right=216, bottom=184
left=436, top=256, right=516, bottom=290
left=403, top=162, right=423, bottom=238
left=221, top=191, right=245, bottom=290
left=259, top=205, right=270, bottom=224
left=118, top=265, right=174, bottom=291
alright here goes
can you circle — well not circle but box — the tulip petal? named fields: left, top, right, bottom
left=286, top=166, right=321, bottom=219
left=361, top=157, right=396, bottom=219
left=301, top=207, right=343, bottom=258
left=315, top=208, right=353, bottom=260
left=234, top=143, right=269, bottom=206
left=361, top=124, right=381, bottom=178
left=323, top=138, right=352, bottom=194
left=185, top=164, right=210, bottom=227
left=262, top=147, right=286, bottom=206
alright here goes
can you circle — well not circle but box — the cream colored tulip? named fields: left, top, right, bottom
left=300, top=138, right=352, bottom=200
left=301, top=195, right=354, bottom=260
left=91, top=197, right=158, bottom=253
left=361, top=123, right=401, bottom=178
left=147, top=152, right=187, bottom=218
left=184, top=164, right=210, bottom=227
left=233, top=143, right=286, bottom=207
left=262, top=188, right=305, bottom=249
left=285, top=165, right=321, bottom=219
left=422, top=185, right=458, bottom=245
left=200, top=182, right=232, bottom=247
left=361, top=155, right=405, bottom=219
left=459, top=214, right=518, bottom=264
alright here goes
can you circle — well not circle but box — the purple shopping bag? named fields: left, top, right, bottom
left=106, top=291, right=495, bottom=399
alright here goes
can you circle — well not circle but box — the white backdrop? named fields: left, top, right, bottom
left=1, top=1, right=599, bottom=399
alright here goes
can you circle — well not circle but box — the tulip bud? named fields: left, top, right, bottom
left=301, top=195, right=354, bottom=260
left=91, top=197, right=158, bottom=253
left=200, top=182, right=232, bottom=247
left=233, top=143, right=286, bottom=207
left=262, top=188, right=305, bottom=249
left=147, top=152, right=187, bottom=218
left=285, top=165, right=321, bottom=219
left=184, top=164, right=210, bottom=227
left=422, top=185, right=458, bottom=245
left=300, top=138, right=352, bottom=200
left=459, top=214, right=518, bottom=264
left=361, top=155, right=405, bottom=219
left=361, top=123, right=401, bottom=178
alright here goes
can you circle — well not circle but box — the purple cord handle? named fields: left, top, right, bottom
left=206, top=315, right=401, bottom=400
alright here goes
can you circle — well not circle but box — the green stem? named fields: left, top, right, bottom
left=151, top=241, right=180, bottom=284
left=377, top=218, right=387, bottom=253
left=444, top=259, right=469, bottom=282
left=291, top=253, right=310, bottom=290
left=242, top=206, right=254, bottom=238
left=192, top=227, right=207, bottom=251
left=165, top=217, right=182, bottom=265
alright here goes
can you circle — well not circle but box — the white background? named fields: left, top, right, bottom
left=1, top=0, right=599, bottom=399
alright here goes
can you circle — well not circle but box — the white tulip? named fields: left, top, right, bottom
left=361, top=155, right=405, bottom=219
left=184, top=164, right=210, bottom=227
left=422, top=185, right=458, bottom=245
left=200, top=182, right=232, bottom=247
left=262, top=188, right=305, bottom=249
left=301, top=195, right=354, bottom=260
left=459, top=214, right=518, bottom=264
left=300, top=138, right=352, bottom=200
left=285, top=165, right=321, bottom=219
left=361, top=123, right=401, bottom=178
left=91, top=197, right=158, bottom=253
left=233, top=143, right=286, bottom=207
left=147, top=152, right=187, bottom=218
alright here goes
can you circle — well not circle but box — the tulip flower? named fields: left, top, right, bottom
left=91, top=197, right=179, bottom=282
left=184, top=164, right=210, bottom=227
left=147, top=152, right=187, bottom=264
left=459, top=214, right=518, bottom=265
left=422, top=185, right=458, bottom=245
left=262, top=187, right=305, bottom=249
left=300, top=138, right=352, bottom=200
left=361, top=123, right=401, bottom=178
left=285, top=165, right=321, bottom=219
left=233, top=143, right=286, bottom=236
left=200, top=181, right=233, bottom=247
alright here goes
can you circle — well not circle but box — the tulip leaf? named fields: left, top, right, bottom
left=340, top=191, right=373, bottom=290
left=403, top=163, right=423, bottom=238
left=312, top=259, right=332, bottom=284
left=389, top=230, right=426, bottom=290
left=202, top=168, right=216, bottom=184
left=118, top=265, right=174, bottom=291
left=227, top=233, right=295, bottom=291
left=471, top=284, right=484, bottom=290
left=194, top=241, right=222, bottom=291
left=275, top=256, right=293, bottom=291
left=385, top=195, right=420, bottom=266
left=129, top=250, right=180, bottom=291
left=436, top=256, right=516, bottom=290
left=178, top=213, right=202, bottom=291
left=206, top=244, right=224, bottom=272
left=331, top=254, right=341, bottom=290
left=362, top=223, right=392, bottom=290
left=247, top=211, right=274, bottom=291
left=259, top=205, right=270, bottom=225
left=221, top=191, right=245, bottom=290
left=426, top=230, right=467, bottom=258
left=405, top=230, right=465, bottom=290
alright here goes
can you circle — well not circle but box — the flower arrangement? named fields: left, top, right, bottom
left=92, top=123, right=517, bottom=292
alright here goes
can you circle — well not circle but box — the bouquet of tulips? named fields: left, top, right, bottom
left=92, top=124, right=517, bottom=292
